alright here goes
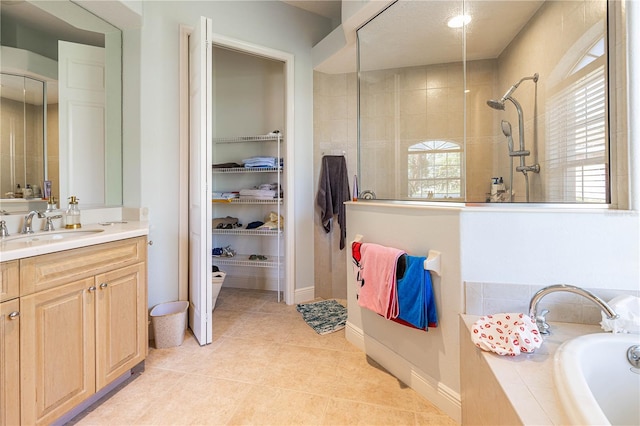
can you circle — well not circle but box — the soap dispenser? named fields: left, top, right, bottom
left=65, top=196, right=82, bottom=229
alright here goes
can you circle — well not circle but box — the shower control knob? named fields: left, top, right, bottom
left=627, top=345, right=640, bottom=368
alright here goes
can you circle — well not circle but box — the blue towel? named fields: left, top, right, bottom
left=395, top=255, right=438, bottom=330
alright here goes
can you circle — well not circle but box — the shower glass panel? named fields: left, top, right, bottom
left=357, top=0, right=465, bottom=201
left=0, top=73, right=45, bottom=199
left=357, top=0, right=611, bottom=204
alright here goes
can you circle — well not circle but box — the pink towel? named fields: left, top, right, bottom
left=358, top=243, right=406, bottom=319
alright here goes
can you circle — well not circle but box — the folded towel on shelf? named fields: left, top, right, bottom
left=239, top=188, right=276, bottom=199
left=212, top=192, right=239, bottom=201
left=358, top=243, right=406, bottom=319
left=392, top=255, right=438, bottom=330
left=212, top=162, right=243, bottom=169
left=243, top=156, right=279, bottom=168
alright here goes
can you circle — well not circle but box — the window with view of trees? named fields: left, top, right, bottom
left=408, top=140, right=462, bottom=199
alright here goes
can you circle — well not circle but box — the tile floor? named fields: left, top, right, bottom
left=74, top=288, right=457, bottom=425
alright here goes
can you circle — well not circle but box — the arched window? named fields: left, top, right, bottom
left=408, top=140, right=462, bottom=199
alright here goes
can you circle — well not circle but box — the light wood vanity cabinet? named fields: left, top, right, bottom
left=1, top=298, right=21, bottom=426
left=14, top=236, right=148, bottom=425
left=0, top=260, right=19, bottom=302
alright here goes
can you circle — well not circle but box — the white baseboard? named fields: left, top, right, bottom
left=294, top=286, right=315, bottom=304
left=345, top=321, right=461, bottom=423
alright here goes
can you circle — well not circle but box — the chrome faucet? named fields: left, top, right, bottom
left=43, top=215, right=63, bottom=232
left=529, top=284, right=619, bottom=335
left=21, top=210, right=45, bottom=234
left=0, top=220, right=9, bottom=238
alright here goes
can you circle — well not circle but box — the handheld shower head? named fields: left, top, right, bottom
left=501, top=120, right=514, bottom=153
left=486, top=99, right=505, bottom=110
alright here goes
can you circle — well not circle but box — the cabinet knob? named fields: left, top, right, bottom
left=148, top=240, right=153, bottom=246
left=8, top=311, right=20, bottom=320
left=100, top=283, right=108, bottom=289
left=88, top=286, right=97, bottom=292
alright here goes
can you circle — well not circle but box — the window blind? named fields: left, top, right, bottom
left=546, top=64, right=608, bottom=203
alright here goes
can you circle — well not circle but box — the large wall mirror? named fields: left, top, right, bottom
left=0, top=0, right=122, bottom=213
left=357, top=0, right=616, bottom=204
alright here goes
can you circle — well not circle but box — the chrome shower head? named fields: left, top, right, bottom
left=487, top=73, right=539, bottom=110
left=486, top=99, right=505, bottom=110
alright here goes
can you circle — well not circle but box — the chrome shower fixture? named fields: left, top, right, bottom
left=486, top=73, right=539, bottom=110
left=487, top=73, right=540, bottom=202
left=501, top=120, right=513, bottom=153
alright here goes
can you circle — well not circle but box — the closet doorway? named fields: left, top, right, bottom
left=179, top=18, right=295, bottom=345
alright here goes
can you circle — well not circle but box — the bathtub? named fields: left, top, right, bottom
left=554, top=333, right=640, bottom=426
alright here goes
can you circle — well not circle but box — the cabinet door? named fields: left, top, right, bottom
left=1, top=299, right=20, bottom=426
left=20, top=277, right=96, bottom=426
left=95, top=263, right=147, bottom=389
left=0, top=261, right=19, bottom=303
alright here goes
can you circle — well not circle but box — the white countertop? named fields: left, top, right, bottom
left=462, top=314, right=602, bottom=425
left=0, top=221, right=149, bottom=261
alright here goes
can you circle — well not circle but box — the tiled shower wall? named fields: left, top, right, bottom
left=313, top=71, right=357, bottom=300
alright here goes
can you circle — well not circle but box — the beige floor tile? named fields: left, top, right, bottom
left=322, top=398, right=416, bottom=425
left=132, top=375, right=253, bottom=425
left=73, top=288, right=457, bottom=426
left=229, top=385, right=330, bottom=425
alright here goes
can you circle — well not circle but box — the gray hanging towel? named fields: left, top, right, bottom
left=316, top=155, right=351, bottom=250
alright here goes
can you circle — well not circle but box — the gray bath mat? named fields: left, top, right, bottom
left=296, top=299, right=347, bottom=335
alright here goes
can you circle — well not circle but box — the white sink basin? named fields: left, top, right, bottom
left=1, top=229, right=104, bottom=247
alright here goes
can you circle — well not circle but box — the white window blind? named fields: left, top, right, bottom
left=546, top=63, right=608, bottom=203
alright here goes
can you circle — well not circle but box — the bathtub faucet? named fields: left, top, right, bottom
left=529, top=284, right=619, bottom=335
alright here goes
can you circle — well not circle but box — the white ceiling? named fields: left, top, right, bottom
left=281, top=0, right=342, bottom=22
left=359, top=0, right=545, bottom=71
left=0, top=1, right=104, bottom=47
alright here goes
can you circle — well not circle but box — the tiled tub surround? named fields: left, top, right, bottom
left=464, top=281, right=640, bottom=326
left=460, top=315, right=601, bottom=425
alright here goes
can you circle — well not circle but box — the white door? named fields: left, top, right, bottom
left=188, top=16, right=213, bottom=345
left=58, top=41, right=105, bottom=205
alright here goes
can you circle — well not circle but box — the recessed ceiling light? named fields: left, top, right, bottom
left=447, top=14, right=471, bottom=29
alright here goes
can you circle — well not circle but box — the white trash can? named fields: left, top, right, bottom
left=150, top=301, right=189, bottom=349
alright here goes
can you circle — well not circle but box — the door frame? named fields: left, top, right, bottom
left=179, top=28, right=296, bottom=305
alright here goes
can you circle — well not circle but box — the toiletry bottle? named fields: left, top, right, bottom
left=353, top=175, right=358, bottom=201
left=65, top=196, right=82, bottom=229
left=15, top=184, right=23, bottom=198
left=24, top=184, right=33, bottom=199
left=490, top=178, right=499, bottom=196
left=46, top=196, right=57, bottom=212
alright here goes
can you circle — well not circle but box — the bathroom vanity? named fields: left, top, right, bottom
left=0, top=222, right=148, bottom=425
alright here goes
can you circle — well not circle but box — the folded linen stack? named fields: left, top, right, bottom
left=243, top=156, right=279, bottom=168
left=212, top=191, right=239, bottom=201
left=239, top=188, right=276, bottom=200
